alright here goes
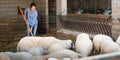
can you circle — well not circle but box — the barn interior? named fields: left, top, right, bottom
left=0, top=0, right=120, bottom=60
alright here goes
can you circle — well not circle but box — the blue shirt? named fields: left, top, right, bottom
left=24, top=8, right=38, bottom=28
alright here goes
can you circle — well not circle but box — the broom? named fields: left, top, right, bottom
left=19, top=7, right=34, bottom=36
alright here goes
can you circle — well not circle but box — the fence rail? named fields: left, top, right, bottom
left=58, top=14, right=112, bottom=36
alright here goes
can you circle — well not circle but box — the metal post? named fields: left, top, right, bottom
left=94, top=0, right=97, bottom=14
left=45, top=0, right=49, bottom=34
left=7, top=16, right=9, bottom=44
left=108, top=0, right=111, bottom=10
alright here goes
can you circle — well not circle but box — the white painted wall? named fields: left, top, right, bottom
left=56, top=0, right=67, bottom=15
left=112, top=0, right=120, bottom=19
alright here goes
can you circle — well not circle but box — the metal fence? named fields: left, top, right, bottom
left=0, top=15, right=26, bottom=44
left=58, top=14, right=112, bottom=37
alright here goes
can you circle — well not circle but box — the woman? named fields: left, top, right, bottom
left=24, top=2, right=38, bottom=36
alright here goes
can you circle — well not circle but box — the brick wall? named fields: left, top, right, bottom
left=0, top=0, right=46, bottom=19
left=0, top=0, right=33, bottom=17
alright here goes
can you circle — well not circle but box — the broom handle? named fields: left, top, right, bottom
left=19, top=8, right=34, bottom=36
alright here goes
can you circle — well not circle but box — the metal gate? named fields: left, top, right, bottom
left=58, top=14, right=112, bottom=36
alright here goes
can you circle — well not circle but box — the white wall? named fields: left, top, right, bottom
left=112, top=0, right=120, bottom=19
left=56, top=0, right=67, bottom=15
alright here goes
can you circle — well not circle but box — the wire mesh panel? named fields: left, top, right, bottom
left=67, top=0, right=111, bottom=14
left=0, top=15, right=26, bottom=44
left=58, top=14, right=112, bottom=36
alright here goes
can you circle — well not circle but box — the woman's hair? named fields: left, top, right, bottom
left=30, top=2, right=36, bottom=8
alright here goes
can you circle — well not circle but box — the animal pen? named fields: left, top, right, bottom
left=0, top=0, right=120, bottom=60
